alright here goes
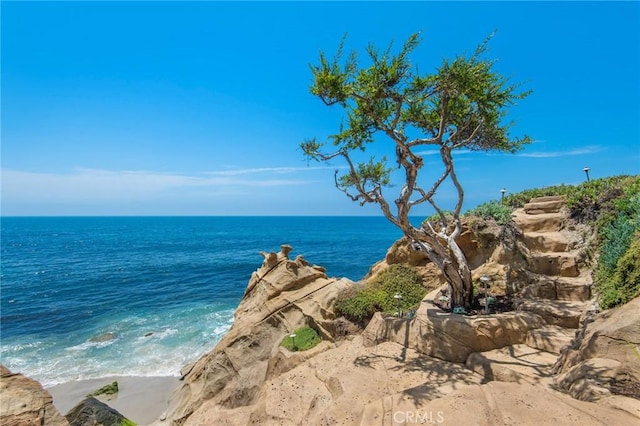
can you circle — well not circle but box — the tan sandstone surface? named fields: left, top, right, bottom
left=0, top=365, right=69, bottom=426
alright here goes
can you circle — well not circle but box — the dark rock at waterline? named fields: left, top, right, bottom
left=65, top=397, right=131, bottom=426
left=89, top=332, right=116, bottom=343
left=144, top=332, right=154, bottom=337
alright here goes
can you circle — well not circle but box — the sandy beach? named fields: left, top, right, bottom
left=47, top=375, right=180, bottom=425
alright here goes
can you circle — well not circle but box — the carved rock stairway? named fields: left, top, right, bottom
left=466, top=196, right=592, bottom=385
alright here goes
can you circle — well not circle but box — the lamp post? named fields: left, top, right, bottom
left=289, top=333, right=296, bottom=351
left=500, top=188, right=507, bottom=203
left=480, top=275, right=491, bottom=314
left=583, top=167, right=591, bottom=182
left=394, top=293, right=403, bottom=317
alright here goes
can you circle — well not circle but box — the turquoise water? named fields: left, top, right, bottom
left=0, top=216, right=401, bottom=385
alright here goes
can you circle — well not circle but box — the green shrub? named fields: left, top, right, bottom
left=593, top=181, right=640, bottom=309
left=596, top=235, right=640, bottom=309
left=501, top=184, right=574, bottom=208
left=335, top=264, right=425, bottom=322
left=465, top=201, right=513, bottom=225
left=280, top=326, right=321, bottom=351
left=421, top=211, right=453, bottom=230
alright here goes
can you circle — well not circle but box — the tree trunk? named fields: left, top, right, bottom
left=408, top=228, right=473, bottom=310
left=448, top=237, right=474, bottom=309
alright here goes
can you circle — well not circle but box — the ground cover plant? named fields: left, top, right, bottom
left=335, top=264, right=426, bottom=323
left=280, top=326, right=321, bottom=352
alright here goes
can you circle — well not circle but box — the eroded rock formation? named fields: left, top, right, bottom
left=160, top=245, right=353, bottom=425
left=160, top=198, right=639, bottom=425
left=0, top=365, right=69, bottom=426
left=65, top=397, right=130, bottom=426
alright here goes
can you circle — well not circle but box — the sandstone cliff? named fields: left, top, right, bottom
left=159, top=197, right=639, bottom=425
left=159, top=245, right=353, bottom=425
left=0, top=365, right=69, bottom=426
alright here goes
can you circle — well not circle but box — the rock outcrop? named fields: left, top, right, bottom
left=0, top=364, right=69, bottom=426
left=160, top=245, right=353, bottom=425
left=552, top=297, right=640, bottom=416
left=160, top=198, right=639, bottom=425
left=65, top=397, right=131, bottom=426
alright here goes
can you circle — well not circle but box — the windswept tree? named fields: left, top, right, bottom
left=302, top=33, right=531, bottom=310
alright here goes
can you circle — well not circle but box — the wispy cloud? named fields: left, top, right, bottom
left=516, top=145, right=603, bottom=158
left=415, top=149, right=440, bottom=157
left=1, top=166, right=323, bottom=205
left=419, top=144, right=604, bottom=159
left=207, top=166, right=339, bottom=176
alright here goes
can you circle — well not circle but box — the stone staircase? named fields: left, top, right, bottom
left=466, top=196, right=593, bottom=385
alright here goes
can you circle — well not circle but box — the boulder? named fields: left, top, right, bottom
left=65, top=397, right=131, bottom=426
left=0, top=364, right=69, bottom=426
left=89, top=332, right=116, bottom=343
left=366, top=218, right=507, bottom=288
left=160, top=245, right=353, bottom=425
left=553, top=296, right=640, bottom=410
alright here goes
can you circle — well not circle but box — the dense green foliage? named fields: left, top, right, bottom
left=468, top=175, right=640, bottom=309
left=590, top=177, right=640, bottom=308
left=465, top=201, right=512, bottom=225
left=120, top=419, right=137, bottom=426
left=335, top=264, right=426, bottom=322
left=280, top=326, right=321, bottom=352
left=303, top=32, right=531, bottom=310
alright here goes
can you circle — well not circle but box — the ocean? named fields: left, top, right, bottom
left=0, top=216, right=402, bottom=386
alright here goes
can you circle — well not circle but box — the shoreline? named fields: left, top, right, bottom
left=47, top=375, right=180, bottom=425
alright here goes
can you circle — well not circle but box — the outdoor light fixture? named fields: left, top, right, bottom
left=394, top=293, right=403, bottom=317
left=500, top=188, right=507, bottom=203
left=289, top=333, right=296, bottom=350
left=480, top=275, right=491, bottom=314
left=583, top=167, right=591, bottom=182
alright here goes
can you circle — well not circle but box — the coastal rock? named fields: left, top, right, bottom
left=159, top=200, right=640, bottom=425
left=553, top=296, right=640, bottom=415
left=186, top=338, right=482, bottom=425
left=367, top=381, right=640, bottom=425
left=65, top=397, right=131, bottom=426
left=161, top=245, right=353, bottom=425
left=89, top=332, right=117, bottom=343
left=366, top=218, right=507, bottom=289
left=0, top=364, right=69, bottom=426
left=362, top=307, right=546, bottom=363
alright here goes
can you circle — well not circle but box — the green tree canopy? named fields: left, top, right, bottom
left=303, top=32, right=531, bottom=309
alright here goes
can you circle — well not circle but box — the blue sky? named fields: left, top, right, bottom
left=2, top=1, right=639, bottom=216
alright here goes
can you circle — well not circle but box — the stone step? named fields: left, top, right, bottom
left=523, top=231, right=569, bottom=253
left=526, top=326, right=575, bottom=355
left=519, top=276, right=592, bottom=302
left=515, top=298, right=587, bottom=329
left=465, top=344, right=557, bottom=384
left=530, top=196, right=566, bottom=203
left=527, top=252, right=580, bottom=277
left=512, top=210, right=564, bottom=233
left=524, top=199, right=565, bottom=215
left=556, top=277, right=592, bottom=301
